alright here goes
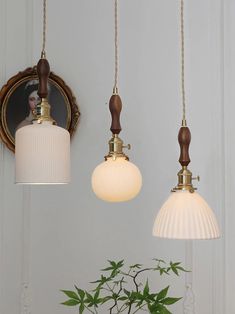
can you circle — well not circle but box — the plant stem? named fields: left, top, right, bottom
left=110, top=302, right=117, bottom=314
left=106, top=283, right=115, bottom=293
left=109, top=277, right=124, bottom=314
left=84, top=305, right=95, bottom=314
left=127, top=302, right=133, bottom=314
left=133, top=268, right=152, bottom=292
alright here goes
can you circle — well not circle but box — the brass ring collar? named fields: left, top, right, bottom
left=172, top=166, right=200, bottom=193
left=33, top=98, right=55, bottom=124
left=105, top=134, right=130, bottom=161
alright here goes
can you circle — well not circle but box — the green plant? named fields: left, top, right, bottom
left=61, top=259, right=186, bottom=314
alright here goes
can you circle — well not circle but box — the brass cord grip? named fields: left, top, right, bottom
left=172, top=125, right=199, bottom=193
left=113, top=86, right=118, bottom=95
left=41, top=51, right=46, bottom=59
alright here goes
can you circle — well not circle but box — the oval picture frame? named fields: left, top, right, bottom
left=0, top=66, right=80, bottom=152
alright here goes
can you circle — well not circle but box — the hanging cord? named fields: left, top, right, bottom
left=180, top=0, right=186, bottom=126
left=41, top=0, right=47, bottom=58
left=113, top=0, right=119, bottom=94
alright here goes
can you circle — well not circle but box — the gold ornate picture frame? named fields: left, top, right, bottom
left=0, top=66, right=80, bottom=152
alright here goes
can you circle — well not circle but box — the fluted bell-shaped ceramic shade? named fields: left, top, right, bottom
left=15, top=121, right=70, bottom=184
left=153, top=190, right=220, bottom=239
left=92, top=157, right=142, bottom=202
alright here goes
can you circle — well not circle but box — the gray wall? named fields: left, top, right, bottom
left=0, top=0, right=229, bottom=313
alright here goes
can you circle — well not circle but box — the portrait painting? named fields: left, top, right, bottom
left=0, top=67, right=80, bottom=152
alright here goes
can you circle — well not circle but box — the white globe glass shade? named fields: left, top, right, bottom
left=91, top=157, right=142, bottom=202
left=153, top=190, right=220, bottom=239
left=15, top=122, right=70, bottom=184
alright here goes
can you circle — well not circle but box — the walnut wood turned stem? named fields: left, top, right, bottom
left=37, top=58, right=50, bottom=99
left=109, top=94, right=122, bottom=134
left=178, top=126, right=191, bottom=167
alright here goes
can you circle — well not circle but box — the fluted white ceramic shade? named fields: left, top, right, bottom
left=92, top=157, right=142, bottom=202
left=153, top=190, right=220, bottom=239
left=15, top=122, right=70, bottom=184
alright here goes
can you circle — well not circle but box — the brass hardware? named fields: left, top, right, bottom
left=34, top=98, right=55, bottom=124
left=105, top=134, right=130, bottom=160
left=41, top=51, right=46, bottom=59
left=113, top=86, right=119, bottom=95
left=182, top=119, right=187, bottom=127
left=172, top=166, right=199, bottom=193
left=123, top=144, right=131, bottom=150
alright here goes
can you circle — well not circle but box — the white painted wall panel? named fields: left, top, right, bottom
left=224, top=0, right=235, bottom=313
left=0, top=0, right=227, bottom=314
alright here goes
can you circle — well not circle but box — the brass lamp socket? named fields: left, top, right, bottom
left=34, top=98, right=55, bottom=124
left=105, top=134, right=130, bottom=160
left=172, top=166, right=199, bottom=193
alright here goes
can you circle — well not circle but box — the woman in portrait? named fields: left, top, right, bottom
left=16, top=80, right=41, bottom=131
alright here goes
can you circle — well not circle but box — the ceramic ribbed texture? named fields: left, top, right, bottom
left=15, top=123, right=70, bottom=184
left=153, top=191, right=220, bottom=239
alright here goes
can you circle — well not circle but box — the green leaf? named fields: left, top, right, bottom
left=75, top=286, right=85, bottom=300
left=129, top=264, right=142, bottom=269
left=177, top=266, right=189, bottom=272
left=162, top=297, right=182, bottom=305
left=153, top=259, right=166, bottom=264
left=91, top=275, right=111, bottom=290
left=61, top=290, right=79, bottom=300
left=124, top=289, right=130, bottom=296
left=79, top=303, right=85, bottom=314
left=157, top=286, right=169, bottom=301
left=101, top=296, right=113, bottom=304
left=148, top=293, right=157, bottom=302
left=169, top=261, right=187, bottom=276
left=159, top=268, right=168, bottom=276
left=117, top=260, right=124, bottom=267
left=94, top=289, right=100, bottom=300
left=171, top=267, right=179, bottom=276
left=61, top=299, right=79, bottom=306
left=109, top=260, right=117, bottom=267
left=159, top=305, right=172, bottom=314
left=149, top=303, right=172, bottom=314
left=118, top=296, right=128, bottom=301
left=143, top=280, right=150, bottom=296
left=101, top=266, right=114, bottom=271
left=101, top=260, right=124, bottom=277
left=85, top=292, right=93, bottom=303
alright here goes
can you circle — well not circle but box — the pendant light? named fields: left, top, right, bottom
left=91, top=0, right=142, bottom=202
left=153, top=0, right=220, bottom=239
left=15, top=0, right=70, bottom=184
